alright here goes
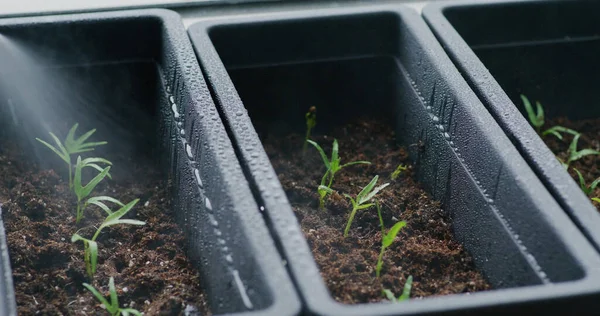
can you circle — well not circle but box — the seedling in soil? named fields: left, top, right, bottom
left=574, top=168, right=600, bottom=196
left=382, top=275, right=413, bottom=303
left=303, top=106, right=317, bottom=154
left=74, top=156, right=113, bottom=223
left=72, top=199, right=145, bottom=278
left=84, top=277, right=142, bottom=316
left=375, top=201, right=406, bottom=278
left=36, top=123, right=108, bottom=188
left=343, top=175, right=389, bottom=237
left=307, top=139, right=371, bottom=209
left=593, top=198, right=600, bottom=203
left=520, top=95, right=578, bottom=140
left=562, top=133, right=600, bottom=169
left=390, top=164, right=407, bottom=180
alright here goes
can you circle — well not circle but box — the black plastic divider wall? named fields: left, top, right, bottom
left=422, top=0, right=600, bottom=256
left=189, top=4, right=600, bottom=316
left=0, top=207, right=16, bottom=316
left=0, top=9, right=300, bottom=315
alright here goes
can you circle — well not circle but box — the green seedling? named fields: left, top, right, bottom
left=592, top=198, right=600, bottom=203
left=308, top=139, right=370, bottom=209
left=520, top=95, right=578, bottom=140
left=36, top=123, right=108, bottom=188
left=303, top=106, right=317, bottom=154
left=562, top=134, right=600, bottom=169
left=390, top=164, right=407, bottom=180
left=343, top=175, right=389, bottom=237
left=84, top=277, right=142, bottom=316
left=382, top=275, right=413, bottom=303
left=74, top=156, right=113, bottom=223
left=72, top=199, right=145, bottom=278
left=375, top=201, right=406, bottom=278
left=574, top=168, right=600, bottom=196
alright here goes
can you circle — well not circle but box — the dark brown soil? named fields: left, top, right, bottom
left=261, top=119, right=490, bottom=304
left=544, top=117, right=600, bottom=209
left=0, top=140, right=210, bottom=315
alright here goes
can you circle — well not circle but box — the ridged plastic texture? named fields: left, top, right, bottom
left=0, top=9, right=299, bottom=316
left=188, top=4, right=600, bottom=316
left=0, top=207, right=16, bottom=316
left=423, top=0, right=600, bottom=258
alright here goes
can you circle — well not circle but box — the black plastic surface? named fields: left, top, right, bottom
left=423, top=0, right=600, bottom=257
left=189, top=4, right=600, bottom=316
left=0, top=9, right=300, bottom=315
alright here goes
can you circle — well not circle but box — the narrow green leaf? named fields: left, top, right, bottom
left=87, top=196, right=124, bottom=215
left=383, top=221, right=407, bottom=248
left=88, top=240, right=98, bottom=276
left=331, top=139, right=339, bottom=165
left=80, top=166, right=111, bottom=199
left=572, top=149, right=600, bottom=162
left=81, top=157, right=112, bottom=166
left=307, top=140, right=330, bottom=170
left=79, top=141, right=108, bottom=149
left=36, top=138, right=70, bottom=164
left=355, top=203, right=375, bottom=211
left=356, top=175, right=379, bottom=203
left=574, top=168, right=589, bottom=194
left=65, top=124, right=79, bottom=148
left=398, top=275, right=413, bottom=302
left=590, top=177, right=600, bottom=193
left=83, top=283, right=111, bottom=308
left=109, top=277, right=118, bottom=311
left=84, top=163, right=112, bottom=179
left=71, top=233, right=87, bottom=243
left=103, top=199, right=140, bottom=223
left=360, top=182, right=390, bottom=205
left=120, top=309, right=142, bottom=316
left=592, top=198, right=600, bottom=203
left=341, top=160, right=371, bottom=168
left=569, top=133, right=582, bottom=159
left=520, top=95, right=542, bottom=128
left=382, top=289, right=397, bottom=302
left=535, top=101, right=544, bottom=126
left=376, top=201, right=384, bottom=235
left=74, top=128, right=97, bottom=147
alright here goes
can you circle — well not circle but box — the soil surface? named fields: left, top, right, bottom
left=544, top=117, right=600, bottom=209
left=0, top=140, right=210, bottom=315
left=261, top=119, right=490, bottom=304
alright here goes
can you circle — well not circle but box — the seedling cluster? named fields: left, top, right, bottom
left=37, top=124, right=144, bottom=315
left=521, top=95, right=600, bottom=204
left=304, top=111, right=413, bottom=301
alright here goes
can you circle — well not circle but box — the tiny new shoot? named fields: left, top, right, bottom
left=74, top=156, right=113, bottom=223
left=308, top=139, right=370, bottom=209
left=520, top=95, right=578, bottom=140
left=343, top=175, right=389, bottom=237
left=36, top=123, right=108, bottom=188
left=376, top=201, right=406, bottom=278
left=592, top=198, right=600, bottom=203
left=390, top=164, right=407, bottom=180
left=574, top=168, right=600, bottom=196
left=72, top=199, right=145, bottom=279
left=84, top=277, right=142, bottom=316
left=303, top=106, right=317, bottom=154
left=562, top=133, right=600, bottom=169
left=382, top=275, right=413, bottom=303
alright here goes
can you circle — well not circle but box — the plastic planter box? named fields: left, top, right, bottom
left=189, top=4, right=600, bottom=316
left=0, top=9, right=299, bottom=316
left=422, top=0, right=600, bottom=255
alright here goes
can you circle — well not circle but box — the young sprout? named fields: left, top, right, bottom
left=520, top=95, right=578, bottom=140
left=382, top=275, right=413, bottom=303
left=303, top=106, right=317, bottom=154
left=390, top=164, right=407, bottom=180
left=84, top=277, right=142, bottom=316
left=74, top=156, right=113, bottom=223
left=308, top=139, right=370, bottom=209
left=375, top=201, right=406, bottom=278
left=574, top=168, right=600, bottom=196
left=343, top=175, right=389, bottom=237
left=562, top=133, right=600, bottom=169
left=592, top=198, right=600, bottom=203
left=72, top=199, right=145, bottom=278
left=36, top=123, right=108, bottom=188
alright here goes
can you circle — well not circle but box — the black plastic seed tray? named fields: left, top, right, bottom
left=423, top=0, right=600, bottom=256
left=0, top=9, right=300, bottom=316
left=189, top=4, right=600, bottom=316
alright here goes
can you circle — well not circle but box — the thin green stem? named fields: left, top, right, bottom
left=376, top=247, right=385, bottom=278
left=303, top=128, right=311, bottom=154
left=344, top=206, right=358, bottom=237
